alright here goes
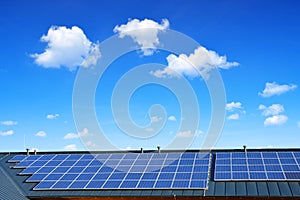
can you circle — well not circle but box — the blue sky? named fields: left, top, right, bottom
left=0, top=0, right=300, bottom=152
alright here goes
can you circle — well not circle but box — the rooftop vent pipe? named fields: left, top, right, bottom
left=243, top=145, right=247, bottom=153
left=157, top=146, right=161, bottom=153
left=141, top=148, right=144, bottom=154
left=34, top=149, right=37, bottom=155
left=26, top=148, right=30, bottom=156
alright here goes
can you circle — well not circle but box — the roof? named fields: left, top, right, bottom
left=1, top=149, right=300, bottom=199
left=0, top=154, right=28, bottom=200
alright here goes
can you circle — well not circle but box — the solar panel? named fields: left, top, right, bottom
left=12, top=152, right=211, bottom=190
left=214, top=151, right=300, bottom=181
left=8, top=155, right=26, bottom=163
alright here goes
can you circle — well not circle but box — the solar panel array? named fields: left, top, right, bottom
left=214, top=152, right=300, bottom=181
left=9, top=152, right=211, bottom=190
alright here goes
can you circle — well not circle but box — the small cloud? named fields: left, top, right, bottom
left=114, top=18, right=169, bottom=56
left=151, top=116, right=163, bottom=123
left=85, top=141, right=98, bottom=148
left=63, top=128, right=89, bottom=139
left=46, top=114, right=59, bottom=120
left=264, top=115, right=288, bottom=126
left=0, top=130, right=14, bottom=136
left=151, top=46, right=238, bottom=80
left=226, top=101, right=244, bottom=120
left=31, top=26, right=100, bottom=70
left=64, top=144, right=77, bottom=151
left=145, top=127, right=154, bottom=132
left=125, top=146, right=132, bottom=150
left=259, top=82, right=297, bottom=98
left=259, top=104, right=284, bottom=116
left=0, top=120, right=17, bottom=126
left=227, top=113, right=240, bottom=120
left=225, top=102, right=242, bottom=111
left=195, top=130, right=204, bottom=137
left=298, top=121, right=300, bottom=128
left=176, top=130, right=193, bottom=138
left=168, top=116, right=176, bottom=121
left=35, top=131, right=46, bottom=137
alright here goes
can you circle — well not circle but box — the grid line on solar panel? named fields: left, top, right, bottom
left=10, top=152, right=211, bottom=190
left=214, top=151, right=300, bottom=181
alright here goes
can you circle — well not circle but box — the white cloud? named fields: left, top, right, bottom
left=46, top=114, right=59, bottom=120
left=168, top=116, right=176, bottom=121
left=259, top=104, right=284, bottom=116
left=226, top=102, right=242, bottom=111
left=64, top=144, right=77, bottom=151
left=150, top=116, right=163, bottom=123
left=31, top=26, right=100, bottom=70
left=176, top=130, right=193, bottom=138
left=0, top=130, right=14, bottom=136
left=259, top=82, right=297, bottom=98
left=0, top=121, right=17, bottom=126
left=227, top=113, right=240, bottom=120
left=151, top=46, right=239, bottom=79
left=264, top=115, right=288, bottom=126
left=63, top=128, right=89, bottom=139
left=35, top=131, right=46, bottom=137
left=114, top=18, right=169, bottom=56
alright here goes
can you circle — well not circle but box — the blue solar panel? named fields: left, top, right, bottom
left=19, top=167, right=41, bottom=175
left=26, top=173, right=48, bottom=182
left=125, top=173, right=142, bottom=180
left=52, top=181, right=72, bottom=189
left=155, top=180, right=172, bottom=188
left=69, top=181, right=89, bottom=189
left=34, top=181, right=56, bottom=189
left=190, top=180, right=206, bottom=188
left=86, top=180, right=105, bottom=189
left=44, top=173, right=63, bottom=181
left=158, top=173, right=174, bottom=180
left=214, top=151, right=300, bottom=181
left=137, top=180, right=155, bottom=188
left=173, top=180, right=189, bottom=188
left=8, top=155, right=26, bottom=163
left=120, top=180, right=138, bottom=188
left=13, top=152, right=211, bottom=190
left=103, top=180, right=122, bottom=188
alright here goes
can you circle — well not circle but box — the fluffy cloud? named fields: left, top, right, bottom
left=168, top=116, right=176, bottom=121
left=226, top=102, right=242, bottom=111
left=31, top=26, right=100, bottom=70
left=64, top=144, right=77, bottom=151
left=152, top=46, right=239, bottom=79
left=227, top=113, right=240, bottom=120
left=0, top=121, right=17, bottom=126
left=63, top=128, right=89, bottom=139
left=35, top=131, right=46, bottom=137
left=259, top=82, right=297, bottom=98
left=150, top=116, right=163, bottom=123
left=259, top=104, right=284, bottom=116
left=114, top=18, right=169, bottom=56
left=46, top=114, right=59, bottom=120
left=225, top=101, right=244, bottom=120
left=176, top=130, right=193, bottom=138
left=0, top=130, right=13, bottom=136
left=264, top=115, right=288, bottom=126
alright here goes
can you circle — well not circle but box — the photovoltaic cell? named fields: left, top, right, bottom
left=214, top=151, right=300, bottom=181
